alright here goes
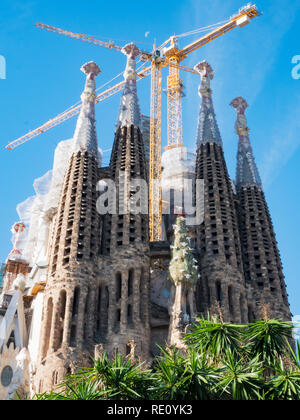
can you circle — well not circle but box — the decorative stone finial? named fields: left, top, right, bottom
left=194, top=61, right=222, bottom=146
left=230, top=97, right=262, bottom=188
left=81, top=61, right=101, bottom=77
left=79, top=61, right=101, bottom=118
left=73, top=61, right=101, bottom=157
left=121, top=43, right=140, bottom=81
left=230, top=96, right=249, bottom=137
left=116, top=43, right=141, bottom=128
left=194, top=60, right=214, bottom=96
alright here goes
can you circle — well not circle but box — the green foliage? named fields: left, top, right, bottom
left=35, top=379, right=107, bottom=400
left=34, top=318, right=299, bottom=401
left=184, top=315, right=245, bottom=361
left=150, top=346, right=221, bottom=400
left=169, top=216, right=198, bottom=286
left=216, top=353, right=264, bottom=400
left=244, top=319, right=293, bottom=368
left=267, top=358, right=300, bottom=400
left=74, top=352, right=154, bottom=400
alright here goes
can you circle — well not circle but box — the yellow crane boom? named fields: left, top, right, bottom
left=5, top=62, right=198, bottom=151
left=5, top=65, right=152, bottom=150
left=35, top=22, right=123, bottom=52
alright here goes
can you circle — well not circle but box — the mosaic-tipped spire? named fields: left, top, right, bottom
left=73, top=61, right=101, bottom=158
left=194, top=61, right=222, bottom=147
left=230, top=96, right=262, bottom=189
left=116, top=43, right=141, bottom=129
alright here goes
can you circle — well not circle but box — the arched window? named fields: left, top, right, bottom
left=216, top=281, right=222, bottom=304
left=83, top=287, right=90, bottom=341
left=55, top=290, right=66, bottom=351
left=240, top=294, right=247, bottom=323
left=70, top=287, right=80, bottom=346
left=228, top=286, right=234, bottom=316
left=127, top=304, right=133, bottom=325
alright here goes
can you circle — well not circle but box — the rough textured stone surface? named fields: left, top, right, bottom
left=195, top=141, right=245, bottom=323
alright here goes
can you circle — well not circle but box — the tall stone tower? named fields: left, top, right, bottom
left=100, top=43, right=151, bottom=360
left=194, top=61, right=247, bottom=323
left=231, top=97, right=291, bottom=321
left=35, top=61, right=102, bottom=393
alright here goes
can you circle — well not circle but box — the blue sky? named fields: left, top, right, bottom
left=0, top=0, right=299, bottom=317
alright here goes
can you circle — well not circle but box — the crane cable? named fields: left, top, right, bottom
left=175, top=19, right=229, bottom=39
left=47, top=58, right=146, bottom=122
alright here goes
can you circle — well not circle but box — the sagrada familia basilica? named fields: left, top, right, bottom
left=0, top=43, right=291, bottom=398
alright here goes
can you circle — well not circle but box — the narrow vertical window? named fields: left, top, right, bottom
left=55, top=290, right=66, bottom=351
left=116, top=273, right=122, bottom=301
left=228, top=286, right=234, bottom=316
left=128, top=269, right=134, bottom=296
left=70, top=287, right=80, bottom=346
left=216, top=281, right=222, bottom=304
left=42, top=297, right=53, bottom=359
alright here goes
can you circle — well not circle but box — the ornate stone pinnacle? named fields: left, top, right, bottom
left=116, top=43, right=141, bottom=128
left=230, top=96, right=248, bottom=114
left=195, top=60, right=222, bottom=146
left=231, top=96, right=261, bottom=187
left=73, top=61, right=100, bottom=157
left=194, top=61, right=214, bottom=96
left=80, top=61, right=101, bottom=77
left=230, top=96, right=249, bottom=137
left=79, top=61, right=101, bottom=117
left=121, top=43, right=140, bottom=81
left=121, top=43, right=140, bottom=59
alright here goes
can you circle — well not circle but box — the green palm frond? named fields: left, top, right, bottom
left=267, top=358, right=300, bottom=400
left=216, top=352, right=264, bottom=400
left=184, top=315, right=245, bottom=361
left=244, top=319, right=293, bottom=367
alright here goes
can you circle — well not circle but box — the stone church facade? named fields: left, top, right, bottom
left=0, top=44, right=291, bottom=395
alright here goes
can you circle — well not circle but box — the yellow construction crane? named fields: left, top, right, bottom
left=6, top=3, right=261, bottom=242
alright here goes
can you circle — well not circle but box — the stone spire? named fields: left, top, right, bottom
left=194, top=63, right=245, bottom=323
left=116, top=43, right=141, bottom=129
left=194, top=61, right=222, bottom=147
left=230, top=96, right=261, bottom=189
left=34, top=62, right=104, bottom=393
left=232, top=97, right=291, bottom=321
left=73, top=61, right=101, bottom=158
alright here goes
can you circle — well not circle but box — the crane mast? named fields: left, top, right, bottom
left=149, top=54, right=162, bottom=242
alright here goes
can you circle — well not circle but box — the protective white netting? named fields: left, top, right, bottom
left=10, top=139, right=103, bottom=266
left=161, top=147, right=196, bottom=232
left=16, top=196, right=36, bottom=225
left=161, top=146, right=196, bottom=192
left=44, top=139, right=73, bottom=212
